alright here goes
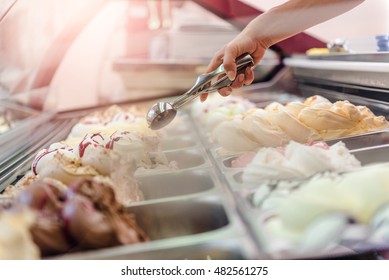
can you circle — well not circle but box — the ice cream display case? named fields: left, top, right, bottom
left=2, top=0, right=389, bottom=261
left=2, top=81, right=389, bottom=260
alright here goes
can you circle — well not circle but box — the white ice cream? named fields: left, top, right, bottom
left=242, top=141, right=361, bottom=184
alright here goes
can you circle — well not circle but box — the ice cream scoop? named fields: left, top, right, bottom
left=146, top=54, right=254, bottom=130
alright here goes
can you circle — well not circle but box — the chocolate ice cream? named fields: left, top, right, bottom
left=16, top=177, right=148, bottom=256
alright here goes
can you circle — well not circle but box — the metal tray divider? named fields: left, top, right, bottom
left=61, top=110, right=261, bottom=259
left=0, top=112, right=55, bottom=158
left=0, top=117, right=78, bottom=191
left=298, top=84, right=389, bottom=116
left=186, top=109, right=269, bottom=259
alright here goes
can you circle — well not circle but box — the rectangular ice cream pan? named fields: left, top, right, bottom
left=238, top=87, right=302, bottom=104
left=209, top=147, right=244, bottom=162
left=234, top=173, right=389, bottom=260
left=51, top=196, right=256, bottom=259
left=128, top=197, right=231, bottom=240
left=163, top=148, right=210, bottom=170
left=135, top=148, right=211, bottom=177
left=198, top=137, right=221, bottom=152
left=159, top=118, right=195, bottom=138
left=240, top=199, right=389, bottom=260
left=222, top=171, right=246, bottom=192
left=218, top=154, right=254, bottom=172
left=160, top=135, right=199, bottom=151
left=0, top=111, right=55, bottom=160
left=221, top=156, right=239, bottom=169
left=325, top=129, right=389, bottom=151
left=218, top=128, right=389, bottom=167
left=222, top=170, right=293, bottom=194
left=52, top=234, right=253, bottom=260
left=351, top=144, right=389, bottom=165
left=136, top=168, right=219, bottom=202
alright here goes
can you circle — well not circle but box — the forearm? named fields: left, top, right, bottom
left=244, top=0, right=365, bottom=48
left=202, top=0, right=365, bottom=97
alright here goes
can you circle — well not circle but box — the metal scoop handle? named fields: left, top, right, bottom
left=172, top=54, right=254, bottom=109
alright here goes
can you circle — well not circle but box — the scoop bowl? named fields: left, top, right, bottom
left=147, top=102, right=177, bottom=130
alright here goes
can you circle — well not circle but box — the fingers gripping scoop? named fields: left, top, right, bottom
left=146, top=54, right=254, bottom=130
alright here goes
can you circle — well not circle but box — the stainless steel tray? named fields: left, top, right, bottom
left=284, top=56, right=389, bottom=90
left=326, top=129, right=389, bottom=151
left=351, top=144, right=389, bottom=165
left=51, top=197, right=258, bottom=260
left=184, top=92, right=389, bottom=259
left=136, top=168, right=219, bottom=203
left=211, top=133, right=389, bottom=259
left=306, top=52, right=389, bottom=63
left=2, top=91, right=389, bottom=260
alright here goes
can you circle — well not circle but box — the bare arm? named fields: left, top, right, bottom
left=201, top=0, right=364, bottom=101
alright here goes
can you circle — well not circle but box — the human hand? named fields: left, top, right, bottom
left=200, top=31, right=268, bottom=102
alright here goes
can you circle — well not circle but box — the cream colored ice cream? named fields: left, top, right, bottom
left=191, top=94, right=256, bottom=133
left=63, top=105, right=169, bottom=170
left=70, top=109, right=171, bottom=170
left=209, top=95, right=389, bottom=153
left=241, top=112, right=292, bottom=147
left=33, top=150, right=100, bottom=185
left=242, top=141, right=361, bottom=183
left=67, top=105, right=145, bottom=139
left=191, top=94, right=255, bottom=120
left=213, top=109, right=292, bottom=153
left=31, top=139, right=142, bottom=203
left=211, top=117, right=261, bottom=153
left=264, top=110, right=318, bottom=143
left=0, top=208, right=40, bottom=259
